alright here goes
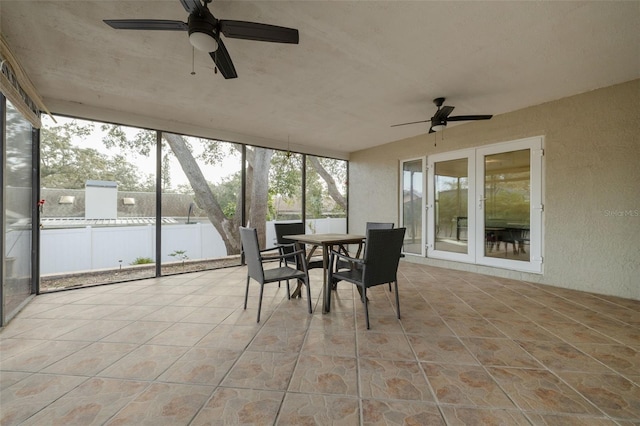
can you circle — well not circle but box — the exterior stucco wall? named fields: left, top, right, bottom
left=349, top=79, right=640, bottom=300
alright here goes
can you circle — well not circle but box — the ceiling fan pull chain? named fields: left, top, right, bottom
left=214, top=31, right=219, bottom=74
left=191, top=46, right=196, bottom=75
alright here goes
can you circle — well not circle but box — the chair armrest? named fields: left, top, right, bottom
left=329, top=249, right=364, bottom=266
left=261, top=247, right=306, bottom=262
left=260, top=246, right=285, bottom=254
left=259, top=245, right=285, bottom=261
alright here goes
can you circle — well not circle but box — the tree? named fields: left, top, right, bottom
left=40, top=119, right=152, bottom=190
left=99, top=126, right=273, bottom=252
left=308, top=156, right=346, bottom=211
left=267, top=152, right=347, bottom=219
left=44, top=117, right=347, bottom=254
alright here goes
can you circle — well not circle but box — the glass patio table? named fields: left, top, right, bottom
left=284, top=233, right=365, bottom=313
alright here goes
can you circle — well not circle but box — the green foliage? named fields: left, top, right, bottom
left=169, top=250, right=188, bottom=267
left=41, top=118, right=154, bottom=191
left=268, top=152, right=302, bottom=220
left=305, top=184, right=324, bottom=218
left=169, top=250, right=188, bottom=259
left=269, top=152, right=302, bottom=198
left=198, top=139, right=237, bottom=165
left=210, top=172, right=241, bottom=219
left=131, top=257, right=154, bottom=265
left=101, top=123, right=155, bottom=157
left=305, top=163, right=324, bottom=219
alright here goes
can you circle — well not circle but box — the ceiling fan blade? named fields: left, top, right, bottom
left=390, top=120, right=430, bottom=128
left=179, top=0, right=204, bottom=14
left=433, top=105, right=455, bottom=121
left=209, top=38, right=238, bottom=79
left=219, top=20, right=299, bottom=44
left=447, top=115, right=493, bottom=122
left=428, top=127, right=435, bottom=133
left=104, top=19, right=188, bottom=31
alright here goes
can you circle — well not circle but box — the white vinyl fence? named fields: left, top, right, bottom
left=40, top=218, right=346, bottom=275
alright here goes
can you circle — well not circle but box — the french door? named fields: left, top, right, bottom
left=425, top=137, right=543, bottom=273
left=401, top=158, right=425, bottom=257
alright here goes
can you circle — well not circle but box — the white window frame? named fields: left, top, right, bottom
left=475, top=137, right=544, bottom=273
left=427, top=148, right=476, bottom=263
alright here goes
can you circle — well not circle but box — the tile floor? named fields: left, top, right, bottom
left=0, top=262, right=639, bottom=425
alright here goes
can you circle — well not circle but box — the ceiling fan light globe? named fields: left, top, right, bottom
left=431, top=123, right=446, bottom=132
left=189, top=31, right=218, bottom=52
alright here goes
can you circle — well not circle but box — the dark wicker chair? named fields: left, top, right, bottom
left=328, top=227, right=406, bottom=329
left=240, top=226, right=312, bottom=323
left=334, top=222, right=394, bottom=290
left=273, top=222, right=323, bottom=271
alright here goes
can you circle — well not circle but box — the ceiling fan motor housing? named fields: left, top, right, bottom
left=188, top=14, right=218, bottom=52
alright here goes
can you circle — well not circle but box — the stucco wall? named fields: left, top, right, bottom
left=349, top=79, right=640, bottom=300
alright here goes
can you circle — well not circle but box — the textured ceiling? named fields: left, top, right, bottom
left=1, top=1, right=638, bottom=158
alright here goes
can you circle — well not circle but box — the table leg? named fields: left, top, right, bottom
left=291, top=242, right=320, bottom=299
left=290, top=242, right=308, bottom=299
left=322, top=243, right=330, bottom=313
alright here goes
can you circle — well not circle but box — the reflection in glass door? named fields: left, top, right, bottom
left=434, top=158, right=469, bottom=254
left=401, top=159, right=424, bottom=256
left=2, top=100, right=34, bottom=324
left=424, top=137, right=543, bottom=273
left=483, top=149, right=531, bottom=262
left=476, top=137, right=543, bottom=273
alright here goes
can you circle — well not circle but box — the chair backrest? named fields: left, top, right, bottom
left=274, top=222, right=304, bottom=244
left=274, top=222, right=305, bottom=255
left=362, top=227, right=406, bottom=288
left=239, top=227, right=265, bottom=282
left=365, top=222, right=394, bottom=231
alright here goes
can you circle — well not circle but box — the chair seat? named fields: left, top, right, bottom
left=264, top=267, right=306, bottom=283
left=307, top=260, right=324, bottom=270
left=332, top=268, right=362, bottom=285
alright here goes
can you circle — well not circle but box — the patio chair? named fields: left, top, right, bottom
left=274, top=222, right=324, bottom=270
left=274, top=222, right=323, bottom=293
left=497, top=228, right=520, bottom=256
left=240, top=226, right=312, bottom=323
left=328, top=227, right=406, bottom=329
left=333, top=222, right=395, bottom=290
left=516, top=228, right=530, bottom=254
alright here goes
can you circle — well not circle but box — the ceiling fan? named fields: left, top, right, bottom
left=391, top=97, right=492, bottom=133
left=104, top=0, right=299, bottom=79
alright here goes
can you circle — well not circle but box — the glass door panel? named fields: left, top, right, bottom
left=161, top=133, right=242, bottom=275
left=434, top=158, right=469, bottom=254
left=401, top=159, right=424, bottom=256
left=305, top=156, right=347, bottom=234
left=39, top=116, right=157, bottom=290
left=483, top=149, right=530, bottom=262
left=423, top=136, right=543, bottom=273
left=476, top=137, right=542, bottom=273
left=268, top=151, right=303, bottom=249
left=3, top=100, right=34, bottom=323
